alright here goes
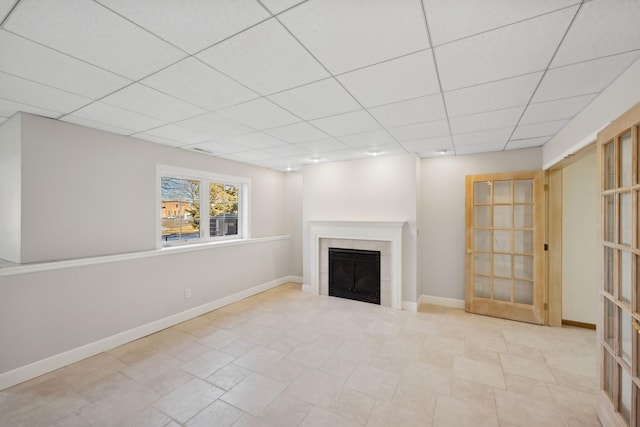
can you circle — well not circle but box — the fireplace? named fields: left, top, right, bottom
left=329, top=248, right=381, bottom=304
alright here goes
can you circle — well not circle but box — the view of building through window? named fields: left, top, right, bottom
left=161, top=177, right=239, bottom=243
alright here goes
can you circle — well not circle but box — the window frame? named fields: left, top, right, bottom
left=156, top=165, right=250, bottom=248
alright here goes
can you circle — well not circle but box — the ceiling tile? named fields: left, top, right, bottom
left=511, top=119, right=569, bottom=140
left=260, top=0, right=305, bottom=14
left=141, top=58, right=258, bottom=111
left=279, top=0, right=429, bottom=74
left=453, top=127, right=513, bottom=145
left=322, top=149, right=369, bottom=162
left=268, top=78, right=360, bottom=120
left=218, top=98, right=300, bottom=130
left=506, top=136, right=550, bottom=150
left=450, top=106, right=524, bottom=135
left=225, top=132, right=288, bottom=150
left=339, top=130, right=396, bottom=148
left=369, top=94, right=446, bottom=128
left=95, top=0, right=270, bottom=54
left=0, top=30, right=130, bottom=99
left=520, top=94, right=596, bottom=124
left=264, top=122, right=329, bottom=143
left=295, top=138, right=350, bottom=154
left=401, top=136, right=453, bottom=155
left=445, top=72, right=543, bottom=117
left=132, top=132, right=183, bottom=148
left=456, top=142, right=506, bottom=155
left=337, top=50, right=439, bottom=107
left=435, top=7, right=577, bottom=91
left=219, top=150, right=275, bottom=163
left=138, top=124, right=213, bottom=146
left=310, top=110, right=381, bottom=137
left=552, top=0, right=640, bottom=67
left=197, top=18, right=329, bottom=95
left=62, top=115, right=131, bottom=135
left=424, top=0, right=579, bottom=46
left=66, top=101, right=163, bottom=133
left=0, top=0, right=16, bottom=21
left=533, top=52, right=640, bottom=103
left=0, top=71, right=90, bottom=113
left=387, top=120, right=450, bottom=142
left=263, top=143, right=311, bottom=158
left=176, top=112, right=253, bottom=140
left=102, top=84, right=205, bottom=122
left=255, top=157, right=304, bottom=171
left=4, top=0, right=185, bottom=80
left=0, top=98, right=60, bottom=119
left=191, top=140, right=250, bottom=155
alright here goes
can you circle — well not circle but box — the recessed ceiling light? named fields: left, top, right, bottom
left=285, top=166, right=293, bottom=171
left=310, top=157, right=323, bottom=163
left=367, top=150, right=382, bottom=156
left=437, top=148, right=449, bottom=155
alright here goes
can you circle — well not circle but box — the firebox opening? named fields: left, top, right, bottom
left=328, top=247, right=381, bottom=305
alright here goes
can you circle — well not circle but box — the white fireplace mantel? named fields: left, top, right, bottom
left=306, top=221, right=405, bottom=309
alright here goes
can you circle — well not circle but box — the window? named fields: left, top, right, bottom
left=158, top=166, right=248, bottom=247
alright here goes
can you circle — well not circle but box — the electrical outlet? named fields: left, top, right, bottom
left=185, top=288, right=191, bottom=298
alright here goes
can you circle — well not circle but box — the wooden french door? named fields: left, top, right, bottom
left=597, top=102, right=640, bottom=427
left=465, top=171, right=546, bottom=324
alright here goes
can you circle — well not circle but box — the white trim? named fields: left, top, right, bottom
left=0, top=235, right=289, bottom=277
left=419, top=294, right=465, bottom=309
left=288, top=275, right=303, bottom=283
left=542, top=130, right=601, bottom=170
left=306, top=221, right=405, bottom=310
left=0, top=275, right=299, bottom=391
left=402, top=301, right=418, bottom=312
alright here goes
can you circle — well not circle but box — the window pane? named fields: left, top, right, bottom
left=604, top=298, right=615, bottom=348
left=493, top=181, right=512, bottom=204
left=620, top=368, right=632, bottom=424
left=514, top=180, right=533, bottom=203
left=161, top=177, right=200, bottom=242
left=621, top=251, right=632, bottom=306
left=210, top=183, right=239, bottom=237
left=621, top=310, right=632, bottom=366
left=620, top=131, right=632, bottom=187
left=474, top=276, right=490, bottom=298
left=604, top=247, right=614, bottom=295
left=493, top=278, right=511, bottom=302
left=493, top=254, right=511, bottom=277
left=620, top=192, right=631, bottom=246
left=603, top=350, right=614, bottom=404
left=604, top=141, right=614, bottom=190
left=513, top=205, right=533, bottom=228
left=514, top=255, right=533, bottom=280
left=513, top=280, right=533, bottom=305
left=474, top=181, right=491, bottom=204
left=493, top=230, right=511, bottom=253
left=604, top=194, right=615, bottom=242
left=474, top=253, right=491, bottom=275
left=474, top=229, right=490, bottom=251
left=514, top=230, right=533, bottom=254
left=494, top=206, right=512, bottom=228
left=474, top=206, right=491, bottom=227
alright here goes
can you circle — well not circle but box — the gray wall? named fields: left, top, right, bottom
left=419, top=148, right=542, bottom=300
left=0, top=114, right=21, bottom=263
left=18, top=113, right=287, bottom=263
left=285, top=171, right=303, bottom=277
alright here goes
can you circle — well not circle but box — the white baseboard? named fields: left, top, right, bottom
left=287, top=275, right=303, bottom=283
left=0, top=276, right=293, bottom=391
left=402, top=301, right=418, bottom=312
left=301, top=284, right=313, bottom=293
left=419, top=294, right=465, bottom=310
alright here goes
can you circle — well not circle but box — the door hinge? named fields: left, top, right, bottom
left=544, top=303, right=548, bottom=310
left=544, top=243, right=549, bottom=251
left=544, top=184, right=549, bottom=191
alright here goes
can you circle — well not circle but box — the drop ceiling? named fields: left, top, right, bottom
left=1, top=0, right=639, bottom=171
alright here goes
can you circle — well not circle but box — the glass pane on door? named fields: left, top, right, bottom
left=514, top=280, right=533, bottom=304
left=621, top=131, right=632, bottom=187
left=474, top=182, right=491, bottom=204
left=620, top=192, right=632, bottom=246
left=474, top=229, right=491, bottom=251
left=514, top=180, right=533, bottom=203
left=621, top=310, right=632, bottom=366
left=621, top=251, right=632, bottom=306
left=493, top=181, right=512, bottom=203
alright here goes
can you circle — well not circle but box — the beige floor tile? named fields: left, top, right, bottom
left=401, top=361, right=452, bottom=396
left=299, top=406, right=361, bottom=427
left=345, top=365, right=399, bottom=402
left=262, top=358, right=306, bottom=385
left=433, top=395, right=498, bottom=427
left=451, top=378, right=496, bottom=406
left=180, top=349, right=235, bottom=378
left=50, top=414, right=92, bottom=427
left=107, top=337, right=161, bottom=365
left=505, top=343, right=546, bottom=362
left=499, top=353, right=556, bottom=384
left=186, top=399, right=244, bottom=427
left=220, top=373, right=286, bottom=416
left=366, top=400, right=432, bottom=427
left=494, top=389, right=564, bottom=427
left=153, top=378, right=223, bottom=423
left=234, top=346, right=286, bottom=373
left=259, top=393, right=313, bottom=427
left=173, top=316, right=219, bottom=337
left=547, top=383, right=598, bottom=423
left=369, top=355, right=410, bottom=375
left=503, top=374, right=553, bottom=403
left=233, top=413, right=275, bottom=427
left=286, top=342, right=335, bottom=368
left=391, top=378, right=437, bottom=415
left=198, top=329, right=242, bottom=350
left=330, top=387, right=376, bottom=424
left=120, top=353, right=181, bottom=384
left=207, top=363, right=252, bottom=391
left=60, top=353, right=128, bottom=390
left=268, top=336, right=302, bottom=354
left=549, top=367, right=598, bottom=393
left=118, top=406, right=172, bottom=427
left=143, top=367, right=194, bottom=397
left=220, top=339, right=257, bottom=358
left=285, top=368, right=345, bottom=408
left=243, top=327, right=285, bottom=346
left=453, top=356, right=505, bottom=389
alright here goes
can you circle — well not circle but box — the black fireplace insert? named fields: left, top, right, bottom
left=328, top=247, right=381, bottom=305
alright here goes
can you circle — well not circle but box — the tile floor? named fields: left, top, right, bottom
left=0, top=283, right=600, bottom=427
